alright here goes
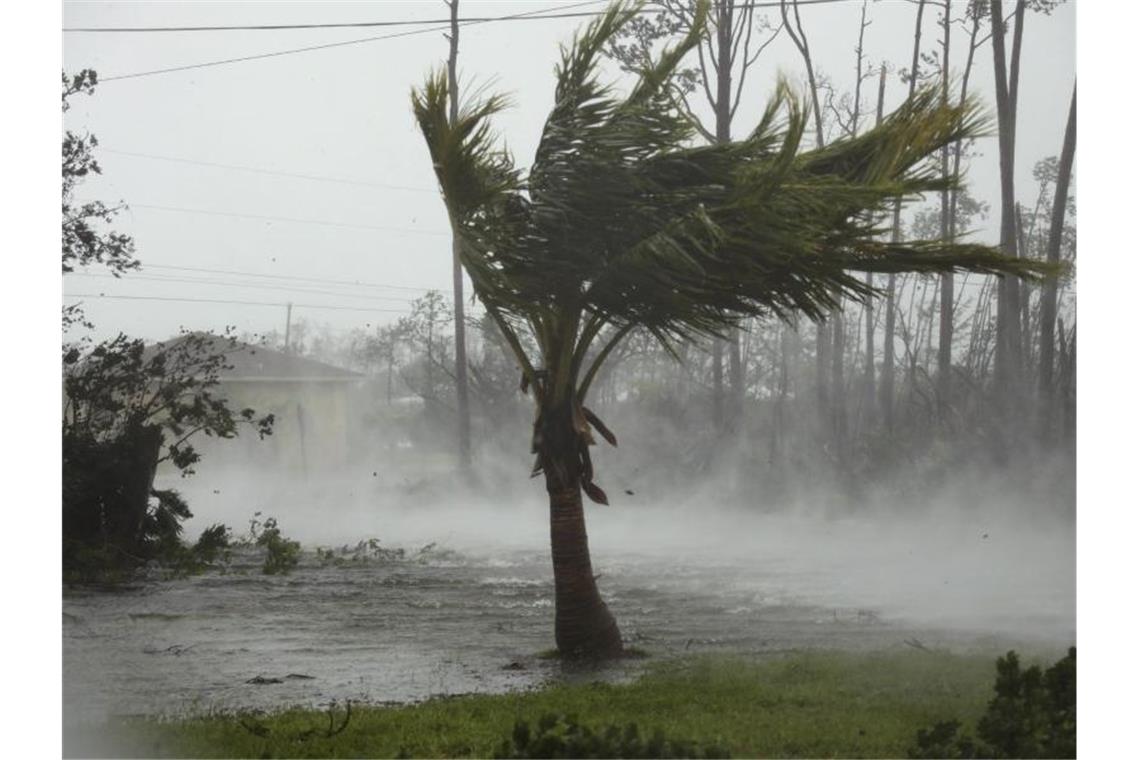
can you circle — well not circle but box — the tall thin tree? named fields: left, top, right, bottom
left=864, top=62, right=887, bottom=430
left=937, top=0, right=954, bottom=408
left=883, top=0, right=927, bottom=431
left=1038, top=83, right=1076, bottom=437
left=991, top=0, right=1027, bottom=408
left=780, top=0, right=831, bottom=437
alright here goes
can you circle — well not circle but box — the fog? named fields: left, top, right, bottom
left=165, top=437, right=1075, bottom=648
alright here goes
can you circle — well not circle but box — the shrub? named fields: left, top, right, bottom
left=61, top=332, right=274, bottom=583
left=239, top=513, right=301, bottom=575
left=910, top=648, right=1076, bottom=759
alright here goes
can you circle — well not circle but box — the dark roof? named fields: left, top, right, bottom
left=147, top=333, right=363, bottom=382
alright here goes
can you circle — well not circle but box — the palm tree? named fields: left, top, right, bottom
left=412, top=0, right=1049, bottom=658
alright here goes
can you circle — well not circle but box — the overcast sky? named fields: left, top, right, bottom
left=62, top=0, right=1075, bottom=344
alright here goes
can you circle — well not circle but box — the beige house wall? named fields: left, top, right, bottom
left=162, top=379, right=356, bottom=476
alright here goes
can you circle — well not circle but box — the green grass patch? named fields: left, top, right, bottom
left=66, top=650, right=1009, bottom=758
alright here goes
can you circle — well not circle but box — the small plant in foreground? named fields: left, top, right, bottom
left=496, top=712, right=729, bottom=758
left=237, top=513, right=301, bottom=575
left=910, top=647, right=1076, bottom=759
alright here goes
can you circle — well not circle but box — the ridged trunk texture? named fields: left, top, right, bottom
left=538, top=402, right=622, bottom=658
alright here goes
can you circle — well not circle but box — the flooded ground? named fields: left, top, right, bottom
left=63, top=484, right=1075, bottom=728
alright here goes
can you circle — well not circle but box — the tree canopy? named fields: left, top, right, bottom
left=412, top=0, right=1048, bottom=413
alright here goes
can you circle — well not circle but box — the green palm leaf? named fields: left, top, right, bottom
left=412, top=0, right=1053, bottom=401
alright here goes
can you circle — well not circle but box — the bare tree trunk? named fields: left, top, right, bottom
left=991, top=0, right=1026, bottom=408
left=772, top=320, right=791, bottom=462
left=712, top=338, right=724, bottom=428
left=882, top=0, right=927, bottom=431
left=782, top=0, right=831, bottom=441
left=830, top=1, right=869, bottom=451
left=937, top=0, right=953, bottom=411
left=715, top=2, right=746, bottom=433
left=697, top=0, right=753, bottom=435
left=1058, top=318, right=1075, bottom=442
left=863, top=63, right=887, bottom=430
left=831, top=303, right=846, bottom=449
left=447, top=0, right=472, bottom=472
left=386, top=354, right=394, bottom=405
left=1038, top=83, right=1076, bottom=436
left=943, top=3, right=983, bottom=416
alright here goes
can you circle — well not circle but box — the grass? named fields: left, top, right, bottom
left=66, top=649, right=1004, bottom=758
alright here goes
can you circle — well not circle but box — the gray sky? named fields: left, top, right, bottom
left=62, top=0, right=1076, bottom=343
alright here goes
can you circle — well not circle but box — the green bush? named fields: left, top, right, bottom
left=238, top=513, right=301, bottom=575
left=496, top=713, right=729, bottom=759
left=910, top=648, right=1076, bottom=759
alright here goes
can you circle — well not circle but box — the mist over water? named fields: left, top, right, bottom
left=172, top=451, right=1075, bottom=642
left=64, top=455, right=1074, bottom=729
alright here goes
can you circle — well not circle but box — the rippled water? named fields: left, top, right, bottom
left=63, top=500, right=1074, bottom=728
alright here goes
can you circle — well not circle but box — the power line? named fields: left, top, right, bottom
left=101, top=148, right=438, bottom=193
left=65, top=3, right=610, bottom=33
left=90, top=0, right=851, bottom=82
left=95, top=1, right=606, bottom=82
left=64, top=292, right=407, bottom=313
left=69, top=271, right=420, bottom=303
left=66, top=0, right=848, bottom=34
left=106, top=201, right=449, bottom=236
left=140, top=264, right=433, bottom=293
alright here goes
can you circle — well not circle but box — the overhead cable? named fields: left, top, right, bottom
left=94, top=0, right=606, bottom=82
left=64, top=292, right=407, bottom=313
left=89, top=0, right=850, bottom=82
left=66, top=0, right=850, bottom=33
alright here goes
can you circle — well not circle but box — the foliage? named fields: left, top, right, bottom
left=317, top=538, right=406, bottom=566
left=64, top=331, right=274, bottom=474
left=68, top=651, right=999, bottom=758
left=909, top=647, right=1076, bottom=759
left=398, top=290, right=456, bottom=407
left=237, top=513, right=302, bottom=575
left=62, top=472, right=234, bottom=582
left=61, top=334, right=274, bottom=583
left=496, top=713, right=730, bottom=758
left=62, top=69, right=138, bottom=280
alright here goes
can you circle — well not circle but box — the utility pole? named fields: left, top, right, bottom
left=284, top=302, right=293, bottom=353
left=447, top=0, right=473, bottom=474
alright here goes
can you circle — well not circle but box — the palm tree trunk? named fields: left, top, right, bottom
left=538, top=401, right=622, bottom=658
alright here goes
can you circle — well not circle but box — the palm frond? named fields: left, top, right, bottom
left=411, top=0, right=1052, bottom=396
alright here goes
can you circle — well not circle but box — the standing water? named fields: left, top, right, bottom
left=63, top=476, right=1074, bottom=727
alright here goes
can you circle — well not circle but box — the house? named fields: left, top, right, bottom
left=149, top=333, right=364, bottom=475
